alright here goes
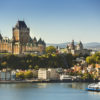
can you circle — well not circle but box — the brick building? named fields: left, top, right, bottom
left=0, top=21, right=46, bottom=55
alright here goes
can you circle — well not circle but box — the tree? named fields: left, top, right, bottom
left=24, top=70, right=33, bottom=79
left=96, top=56, right=100, bottom=64
left=16, top=72, right=25, bottom=80
left=0, top=53, right=74, bottom=70
left=1, top=61, right=7, bottom=68
left=81, top=73, right=95, bottom=81
left=34, top=65, right=39, bottom=70
left=46, top=46, right=56, bottom=54
left=86, top=56, right=95, bottom=64
left=28, top=65, right=33, bottom=69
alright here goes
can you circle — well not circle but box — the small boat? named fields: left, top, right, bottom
left=86, top=82, right=100, bottom=92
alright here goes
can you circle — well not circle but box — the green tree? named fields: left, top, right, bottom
left=34, top=65, right=39, bottom=70
left=46, top=46, right=56, bottom=54
left=96, top=56, right=100, bottom=64
left=28, top=65, right=33, bottom=69
left=16, top=72, right=25, bottom=80
left=1, top=61, right=7, bottom=68
left=0, top=53, right=74, bottom=70
left=81, top=73, right=94, bottom=80
left=24, top=70, right=33, bottom=79
left=86, top=56, right=95, bottom=64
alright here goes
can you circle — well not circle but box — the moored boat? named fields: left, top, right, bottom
left=86, top=82, right=100, bottom=92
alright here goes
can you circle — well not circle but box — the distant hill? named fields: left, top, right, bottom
left=84, top=42, right=100, bottom=47
left=47, top=42, right=100, bottom=51
left=47, top=43, right=68, bottom=48
left=84, top=42, right=100, bottom=51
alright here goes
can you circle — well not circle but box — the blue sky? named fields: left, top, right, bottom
left=0, top=0, right=100, bottom=43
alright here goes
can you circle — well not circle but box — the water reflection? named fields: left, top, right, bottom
left=66, top=83, right=89, bottom=90
left=0, top=83, right=48, bottom=89
left=88, top=91, right=100, bottom=96
left=0, top=83, right=100, bottom=100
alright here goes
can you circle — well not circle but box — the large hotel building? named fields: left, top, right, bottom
left=0, top=21, right=46, bottom=54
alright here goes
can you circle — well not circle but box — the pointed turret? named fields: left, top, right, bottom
left=76, top=41, right=83, bottom=50
left=29, top=37, right=33, bottom=43
left=38, top=38, right=43, bottom=44
left=38, top=38, right=46, bottom=47
left=42, top=40, right=46, bottom=46
left=0, top=33, right=3, bottom=40
left=33, top=37, right=37, bottom=43
left=72, top=40, right=74, bottom=44
left=79, top=41, right=83, bottom=49
left=70, top=40, right=75, bottom=50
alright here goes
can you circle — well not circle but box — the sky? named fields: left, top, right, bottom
left=0, top=0, right=100, bottom=43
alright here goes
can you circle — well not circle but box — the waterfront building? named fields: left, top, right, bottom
left=6, top=72, right=11, bottom=80
left=0, top=71, right=6, bottom=80
left=60, top=75, right=72, bottom=81
left=48, top=68, right=59, bottom=80
left=0, top=21, right=46, bottom=55
left=38, top=68, right=60, bottom=80
left=38, top=68, right=49, bottom=80
left=0, top=70, right=16, bottom=80
left=11, top=70, right=16, bottom=80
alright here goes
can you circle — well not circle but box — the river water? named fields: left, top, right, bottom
left=0, top=83, right=100, bottom=100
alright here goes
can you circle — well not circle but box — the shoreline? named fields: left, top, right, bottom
left=0, top=80, right=99, bottom=84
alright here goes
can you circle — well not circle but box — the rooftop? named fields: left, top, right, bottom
left=15, top=21, right=27, bottom=29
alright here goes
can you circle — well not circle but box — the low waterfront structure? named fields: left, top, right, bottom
left=38, top=68, right=49, bottom=80
left=38, top=68, right=60, bottom=80
left=11, top=70, right=16, bottom=80
left=0, top=70, right=16, bottom=81
left=48, top=68, right=59, bottom=80
left=60, top=75, right=72, bottom=81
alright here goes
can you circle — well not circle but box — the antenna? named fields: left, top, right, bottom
left=17, top=16, right=19, bottom=21
left=23, top=18, right=24, bottom=21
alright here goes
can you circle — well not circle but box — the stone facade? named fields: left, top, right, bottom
left=0, top=21, right=46, bottom=55
left=0, top=37, right=12, bottom=53
left=66, top=40, right=91, bottom=55
left=38, top=68, right=49, bottom=80
left=38, top=68, right=59, bottom=80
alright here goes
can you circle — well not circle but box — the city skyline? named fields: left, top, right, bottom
left=0, top=0, right=100, bottom=43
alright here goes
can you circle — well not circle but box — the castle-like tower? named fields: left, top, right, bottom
left=0, top=20, right=46, bottom=55
left=13, top=21, right=30, bottom=44
left=76, top=41, right=83, bottom=50
left=12, top=21, right=30, bottom=54
left=66, top=40, right=90, bottom=55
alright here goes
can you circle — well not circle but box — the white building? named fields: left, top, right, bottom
left=0, top=71, right=6, bottom=80
left=38, top=68, right=49, bottom=80
left=11, top=70, right=16, bottom=80
left=60, top=75, right=72, bottom=81
left=38, top=68, right=60, bottom=80
left=48, top=68, right=59, bottom=80
left=0, top=70, right=16, bottom=81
